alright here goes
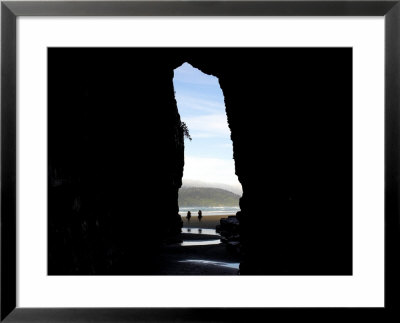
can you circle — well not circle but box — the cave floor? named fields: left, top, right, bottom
left=151, top=231, right=240, bottom=275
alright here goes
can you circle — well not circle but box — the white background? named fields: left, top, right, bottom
left=17, top=17, right=384, bottom=307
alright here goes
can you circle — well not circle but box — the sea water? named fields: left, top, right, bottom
left=178, top=206, right=239, bottom=216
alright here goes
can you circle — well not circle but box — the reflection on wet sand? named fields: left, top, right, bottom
left=154, top=226, right=240, bottom=275
left=178, top=259, right=240, bottom=270
left=181, top=240, right=221, bottom=247
left=180, top=227, right=221, bottom=247
left=181, top=228, right=218, bottom=236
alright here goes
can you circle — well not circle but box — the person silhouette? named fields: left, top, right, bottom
left=186, top=211, right=191, bottom=222
left=198, top=210, right=203, bottom=222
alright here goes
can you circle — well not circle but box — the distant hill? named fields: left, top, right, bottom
left=178, top=187, right=240, bottom=207
left=182, top=179, right=242, bottom=195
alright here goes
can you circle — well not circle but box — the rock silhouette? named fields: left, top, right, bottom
left=48, top=48, right=352, bottom=275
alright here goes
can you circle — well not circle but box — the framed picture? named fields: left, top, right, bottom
left=1, top=0, right=399, bottom=321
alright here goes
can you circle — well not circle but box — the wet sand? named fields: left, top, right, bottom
left=155, top=231, right=240, bottom=275
left=122, top=215, right=240, bottom=275
left=181, top=214, right=235, bottom=229
left=146, top=216, right=240, bottom=275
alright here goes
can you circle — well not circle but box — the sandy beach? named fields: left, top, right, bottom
left=181, top=214, right=235, bottom=229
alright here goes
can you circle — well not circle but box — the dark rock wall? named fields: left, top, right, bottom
left=189, top=48, right=352, bottom=274
left=49, top=48, right=352, bottom=275
left=49, top=49, right=184, bottom=274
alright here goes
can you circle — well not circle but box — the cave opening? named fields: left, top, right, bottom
left=173, top=62, right=242, bottom=237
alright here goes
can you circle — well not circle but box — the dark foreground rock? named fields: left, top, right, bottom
left=216, top=214, right=241, bottom=254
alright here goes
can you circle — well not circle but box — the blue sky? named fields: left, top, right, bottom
left=173, top=63, right=241, bottom=191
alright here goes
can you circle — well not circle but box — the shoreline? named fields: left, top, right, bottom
left=181, top=214, right=235, bottom=229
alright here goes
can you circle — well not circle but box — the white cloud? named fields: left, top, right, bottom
left=183, top=156, right=240, bottom=187
left=175, top=94, right=225, bottom=114
left=182, top=114, right=230, bottom=139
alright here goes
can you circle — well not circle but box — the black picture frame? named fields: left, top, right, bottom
left=1, top=0, right=399, bottom=321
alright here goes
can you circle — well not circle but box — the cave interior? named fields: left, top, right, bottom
left=48, top=48, right=352, bottom=275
